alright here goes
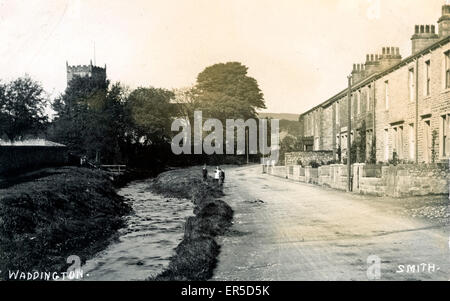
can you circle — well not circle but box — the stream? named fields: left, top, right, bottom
left=81, top=180, right=193, bottom=281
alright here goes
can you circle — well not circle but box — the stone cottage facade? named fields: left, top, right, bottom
left=299, top=4, right=450, bottom=164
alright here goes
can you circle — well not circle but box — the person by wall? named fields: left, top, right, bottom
left=202, top=164, right=208, bottom=181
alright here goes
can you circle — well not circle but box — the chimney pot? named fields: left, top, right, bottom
left=415, top=25, right=419, bottom=34
left=431, top=25, right=435, bottom=33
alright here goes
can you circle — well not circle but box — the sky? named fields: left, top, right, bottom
left=0, top=0, right=446, bottom=114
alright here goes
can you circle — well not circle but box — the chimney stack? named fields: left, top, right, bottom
left=352, top=63, right=367, bottom=83
left=378, top=46, right=402, bottom=70
left=411, top=24, right=439, bottom=54
left=364, top=52, right=382, bottom=77
left=438, top=4, right=450, bottom=37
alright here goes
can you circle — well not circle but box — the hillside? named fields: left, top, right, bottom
left=257, top=113, right=300, bottom=122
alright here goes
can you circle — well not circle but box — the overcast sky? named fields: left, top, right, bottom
left=0, top=0, right=446, bottom=114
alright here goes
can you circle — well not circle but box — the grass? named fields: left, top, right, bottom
left=148, top=167, right=233, bottom=281
left=0, top=167, right=131, bottom=279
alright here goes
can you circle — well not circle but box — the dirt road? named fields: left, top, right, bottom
left=213, top=165, right=449, bottom=281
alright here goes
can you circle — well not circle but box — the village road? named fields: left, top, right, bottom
left=213, top=165, right=449, bottom=281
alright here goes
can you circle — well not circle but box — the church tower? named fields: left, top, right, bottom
left=66, top=60, right=107, bottom=86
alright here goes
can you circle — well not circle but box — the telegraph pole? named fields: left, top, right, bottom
left=347, top=75, right=352, bottom=192
left=246, top=128, right=249, bottom=164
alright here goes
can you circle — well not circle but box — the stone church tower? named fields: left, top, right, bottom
left=66, top=60, right=107, bottom=86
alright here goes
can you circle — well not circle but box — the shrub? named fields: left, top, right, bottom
left=368, top=137, right=377, bottom=164
left=431, top=130, right=438, bottom=163
left=309, top=161, right=320, bottom=168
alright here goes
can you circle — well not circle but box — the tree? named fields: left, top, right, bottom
left=50, top=76, right=128, bottom=163
left=194, top=62, right=265, bottom=121
left=357, top=121, right=367, bottom=163
left=368, top=136, right=377, bottom=164
left=279, top=135, right=301, bottom=166
left=121, top=87, right=179, bottom=168
left=0, top=76, right=48, bottom=141
left=172, top=87, right=199, bottom=122
left=126, top=87, right=176, bottom=146
left=350, top=140, right=358, bottom=164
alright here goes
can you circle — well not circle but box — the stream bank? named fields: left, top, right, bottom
left=148, top=167, right=234, bottom=281
left=81, top=181, right=194, bottom=280
left=0, top=167, right=131, bottom=280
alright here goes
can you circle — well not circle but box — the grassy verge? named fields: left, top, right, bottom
left=148, top=167, right=233, bottom=281
left=0, top=167, right=131, bottom=279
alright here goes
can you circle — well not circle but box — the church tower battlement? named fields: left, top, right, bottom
left=66, top=60, right=107, bottom=86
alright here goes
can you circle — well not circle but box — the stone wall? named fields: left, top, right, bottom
left=355, top=163, right=449, bottom=196
left=265, top=165, right=287, bottom=179
left=0, top=146, right=68, bottom=175
left=265, top=162, right=449, bottom=197
left=285, top=151, right=334, bottom=166
left=381, top=164, right=449, bottom=197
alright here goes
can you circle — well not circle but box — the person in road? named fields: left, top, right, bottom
left=80, top=155, right=87, bottom=167
left=219, top=168, right=225, bottom=186
left=214, top=166, right=220, bottom=184
left=202, top=164, right=208, bottom=181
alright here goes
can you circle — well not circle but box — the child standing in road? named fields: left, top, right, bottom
left=214, top=166, right=220, bottom=184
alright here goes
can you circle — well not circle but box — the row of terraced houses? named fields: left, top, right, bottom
left=299, top=4, right=450, bottom=164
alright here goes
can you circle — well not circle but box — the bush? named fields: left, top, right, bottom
left=309, top=160, right=320, bottom=168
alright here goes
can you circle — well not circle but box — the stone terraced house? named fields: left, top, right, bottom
left=299, top=4, right=450, bottom=164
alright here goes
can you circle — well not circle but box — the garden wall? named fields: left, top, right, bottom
left=265, top=162, right=449, bottom=197
left=285, top=151, right=334, bottom=166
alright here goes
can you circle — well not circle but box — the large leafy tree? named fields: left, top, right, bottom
left=50, top=76, right=128, bottom=163
left=0, top=76, right=48, bottom=141
left=195, top=62, right=265, bottom=121
left=126, top=87, right=177, bottom=146
left=172, top=87, right=199, bottom=123
left=123, top=87, right=178, bottom=168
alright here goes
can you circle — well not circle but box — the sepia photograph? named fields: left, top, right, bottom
left=0, top=0, right=449, bottom=292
